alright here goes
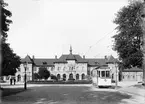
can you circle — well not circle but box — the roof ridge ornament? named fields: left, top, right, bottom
left=70, top=45, right=72, bottom=54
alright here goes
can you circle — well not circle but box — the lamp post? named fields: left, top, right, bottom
left=115, top=63, right=118, bottom=88
left=23, top=61, right=27, bottom=90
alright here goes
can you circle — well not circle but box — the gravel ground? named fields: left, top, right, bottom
left=1, top=86, right=131, bottom=104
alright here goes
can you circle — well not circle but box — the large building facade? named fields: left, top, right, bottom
left=15, top=47, right=119, bottom=82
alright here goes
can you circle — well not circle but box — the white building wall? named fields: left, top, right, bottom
left=15, top=63, right=33, bottom=82
left=122, top=72, right=143, bottom=82
left=53, top=62, right=87, bottom=80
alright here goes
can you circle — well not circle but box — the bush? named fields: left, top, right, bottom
left=33, top=73, right=40, bottom=80
left=38, top=67, right=50, bottom=80
left=50, top=75, right=58, bottom=81
left=27, top=80, right=92, bottom=84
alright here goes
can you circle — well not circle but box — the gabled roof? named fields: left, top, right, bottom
left=66, top=54, right=76, bottom=60
left=21, top=55, right=33, bottom=63
left=55, top=54, right=88, bottom=63
left=106, top=55, right=118, bottom=63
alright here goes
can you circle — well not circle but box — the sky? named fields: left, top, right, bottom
left=6, top=0, right=129, bottom=59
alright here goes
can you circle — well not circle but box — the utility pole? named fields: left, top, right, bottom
left=141, top=0, right=145, bottom=84
left=115, top=63, right=118, bottom=88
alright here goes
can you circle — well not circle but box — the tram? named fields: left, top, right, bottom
left=92, top=67, right=112, bottom=87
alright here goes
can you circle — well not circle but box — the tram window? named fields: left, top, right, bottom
left=101, top=71, right=105, bottom=77
left=106, top=71, right=110, bottom=78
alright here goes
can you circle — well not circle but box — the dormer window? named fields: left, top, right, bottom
left=43, top=62, right=47, bottom=65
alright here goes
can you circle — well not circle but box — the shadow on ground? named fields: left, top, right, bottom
left=0, top=88, right=30, bottom=97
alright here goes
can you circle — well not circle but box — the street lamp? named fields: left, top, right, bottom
left=23, top=61, right=27, bottom=90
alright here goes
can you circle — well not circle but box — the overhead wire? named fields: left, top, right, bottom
left=84, top=28, right=116, bottom=56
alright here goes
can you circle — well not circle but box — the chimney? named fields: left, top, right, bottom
left=55, top=55, right=57, bottom=59
left=32, top=55, right=35, bottom=59
left=83, top=55, right=85, bottom=59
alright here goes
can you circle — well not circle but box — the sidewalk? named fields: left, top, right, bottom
left=118, top=85, right=145, bottom=97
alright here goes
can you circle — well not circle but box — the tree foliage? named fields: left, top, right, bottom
left=1, top=0, right=21, bottom=76
left=50, top=74, right=58, bottom=81
left=113, top=1, right=144, bottom=68
left=33, top=73, right=40, bottom=80
left=38, top=67, right=50, bottom=79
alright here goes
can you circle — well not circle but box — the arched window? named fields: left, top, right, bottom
left=82, top=74, right=85, bottom=80
left=57, top=74, right=61, bottom=79
left=76, top=74, right=79, bottom=80
left=17, top=75, right=21, bottom=82
left=69, top=73, right=73, bottom=80
left=63, top=74, right=66, bottom=80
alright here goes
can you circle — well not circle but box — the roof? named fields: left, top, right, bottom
left=122, top=67, right=143, bottom=72
left=33, top=59, right=56, bottom=66
left=21, top=55, right=33, bottom=63
left=86, top=58, right=106, bottom=66
left=55, top=54, right=88, bottom=63
left=106, top=55, right=118, bottom=63
left=66, top=54, right=76, bottom=60
left=21, top=54, right=117, bottom=67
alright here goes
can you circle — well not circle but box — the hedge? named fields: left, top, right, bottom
left=27, top=80, right=92, bottom=84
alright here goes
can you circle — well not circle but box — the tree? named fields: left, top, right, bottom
left=50, top=74, right=58, bottom=81
left=113, top=1, right=144, bottom=68
left=33, top=73, right=40, bottom=80
left=1, top=0, right=21, bottom=76
left=38, top=67, right=50, bottom=80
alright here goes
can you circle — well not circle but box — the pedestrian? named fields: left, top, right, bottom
left=10, top=78, right=12, bottom=85
left=14, top=78, right=16, bottom=85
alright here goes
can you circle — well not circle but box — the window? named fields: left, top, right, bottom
left=106, top=71, right=110, bottom=78
left=133, top=75, right=135, bottom=79
left=101, top=71, right=105, bottom=77
left=82, top=74, right=85, bottom=80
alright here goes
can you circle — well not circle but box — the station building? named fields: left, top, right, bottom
left=15, top=47, right=119, bottom=82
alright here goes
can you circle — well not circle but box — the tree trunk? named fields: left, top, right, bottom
left=141, top=1, right=145, bottom=83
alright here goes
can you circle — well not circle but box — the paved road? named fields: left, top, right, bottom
left=1, top=86, right=131, bottom=104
